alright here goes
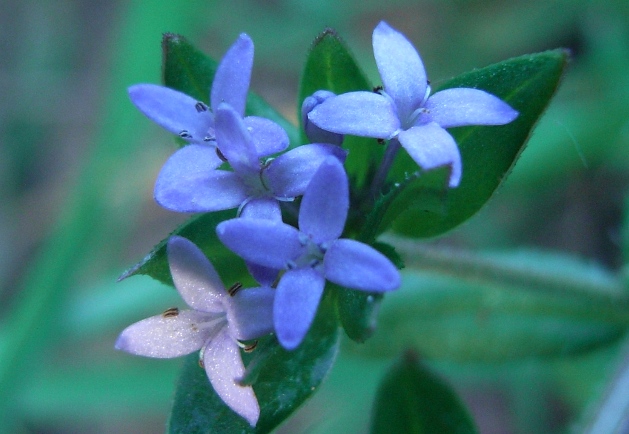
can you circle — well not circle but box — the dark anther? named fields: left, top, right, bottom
left=203, top=136, right=214, bottom=142
left=216, top=147, right=227, bottom=162
left=179, top=130, right=192, bottom=139
left=377, top=138, right=385, bottom=145
left=373, top=85, right=384, bottom=94
left=195, top=101, right=208, bottom=112
left=162, top=307, right=180, bottom=318
left=228, top=282, right=243, bottom=296
left=243, top=340, right=258, bottom=353
left=198, top=358, right=205, bottom=368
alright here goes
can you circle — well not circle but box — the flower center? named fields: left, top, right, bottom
left=287, top=232, right=327, bottom=271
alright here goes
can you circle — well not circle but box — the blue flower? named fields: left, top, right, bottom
left=216, top=158, right=400, bottom=350
left=308, top=21, right=519, bottom=187
left=154, top=103, right=347, bottom=218
left=115, top=236, right=274, bottom=427
left=128, top=33, right=288, bottom=161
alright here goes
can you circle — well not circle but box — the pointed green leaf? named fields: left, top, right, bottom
left=357, top=247, right=629, bottom=362
left=298, top=28, right=382, bottom=189
left=162, top=33, right=299, bottom=146
left=168, top=292, right=340, bottom=433
left=371, top=351, right=478, bottom=434
left=121, top=210, right=253, bottom=287
left=385, top=49, right=569, bottom=238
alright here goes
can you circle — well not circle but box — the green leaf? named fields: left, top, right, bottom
left=168, top=292, right=340, bottom=433
left=121, top=210, right=253, bottom=287
left=298, top=28, right=382, bottom=189
left=336, top=241, right=403, bottom=342
left=371, top=351, right=478, bottom=434
left=162, top=33, right=299, bottom=146
left=386, top=49, right=570, bottom=238
left=356, top=247, right=629, bottom=362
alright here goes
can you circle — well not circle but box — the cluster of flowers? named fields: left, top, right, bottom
left=115, top=21, right=517, bottom=426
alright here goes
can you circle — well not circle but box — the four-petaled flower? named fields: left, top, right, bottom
left=128, top=33, right=289, bottom=172
left=308, top=21, right=519, bottom=187
left=115, top=236, right=274, bottom=427
left=216, top=157, right=400, bottom=350
left=155, top=103, right=347, bottom=219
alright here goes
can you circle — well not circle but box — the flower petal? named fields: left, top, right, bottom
left=264, top=143, right=347, bottom=198
left=423, top=88, right=519, bottom=128
left=128, top=84, right=214, bottom=144
left=226, top=286, right=275, bottom=340
left=203, top=328, right=260, bottom=427
left=243, top=116, right=289, bottom=157
left=215, top=104, right=259, bottom=175
left=397, top=123, right=462, bottom=187
left=324, top=239, right=400, bottom=292
left=373, top=21, right=427, bottom=121
left=274, top=268, right=325, bottom=350
left=115, top=310, right=214, bottom=358
left=299, top=157, right=348, bottom=243
left=210, top=34, right=253, bottom=117
left=308, top=91, right=400, bottom=139
left=301, top=90, right=344, bottom=145
left=168, top=236, right=226, bottom=312
left=154, top=145, right=247, bottom=213
left=216, top=218, right=303, bottom=269
left=240, top=196, right=281, bottom=220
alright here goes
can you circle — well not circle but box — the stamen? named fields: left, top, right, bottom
left=216, top=147, right=227, bottom=162
left=243, top=341, right=258, bottom=352
left=236, top=340, right=258, bottom=352
left=162, top=307, right=179, bottom=318
left=195, top=101, right=208, bottom=112
left=228, top=282, right=243, bottom=297
left=203, top=136, right=214, bottom=142
left=373, top=85, right=384, bottom=94
left=179, top=130, right=192, bottom=139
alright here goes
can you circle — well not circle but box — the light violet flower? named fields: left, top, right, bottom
left=115, top=236, right=274, bottom=427
left=216, top=157, right=400, bottom=350
left=301, top=90, right=343, bottom=146
left=155, top=103, right=347, bottom=219
left=128, top=33, right=288, bottom=162
left=308, top=21, right=519, bottom=187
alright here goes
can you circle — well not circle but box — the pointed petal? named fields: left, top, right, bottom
left=397, top=123, right=462, bottom=187
left=215, top=104, right=259, bottom=175
left=299, top=158, right=348, bottom=243
left=203, top=328, right=260, bottom=427
left=265, top=143, right=348, bottom=198
left=243, top=116, right=289, bottom=157
left=301, top=90, right=344, bottom=146
left=308, top=91, right=399, bottom=139
left=154, top=145, right=247, bottom=212
left=423, top=88, right=519, bottom=127
left=168, top=236, right=226, bottom=311
left=216, top=218, right=302, bottom=269
left=227, top=286, right=275, bottom=340
left=240, top=196, right=281, bottom=220
left=211, top=34, right=253, bottom=116
left=373, top=22, right=427, bottom=121
left=115, top=310, right=213, bottom=358
left=128, top=84, right=213, bottom=144
left=274, top=268, right=325, bottom=350
left=324, top=239, right=400, bottom=292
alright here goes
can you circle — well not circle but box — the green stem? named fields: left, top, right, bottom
left=388, top=237, right=629, bottom=324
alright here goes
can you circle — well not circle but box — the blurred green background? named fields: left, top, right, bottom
left=1, top=0, right=629, bottom=432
